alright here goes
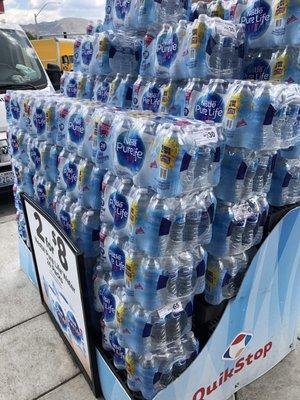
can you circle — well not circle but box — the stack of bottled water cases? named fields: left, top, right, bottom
left=192, top=0, right=300, bottom=84
left=94, top=115, right=224, bottom=399
left=6, top=87, right=225, bottom=399
left=203, top=79, right=300, bottom=305
left=64, top=14, right=245, bottom=106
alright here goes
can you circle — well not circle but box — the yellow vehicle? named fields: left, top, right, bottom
left=31, top=38, right=74, bottom=72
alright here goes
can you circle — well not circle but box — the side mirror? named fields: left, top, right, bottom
left=46, top=63, right=61, bottom=91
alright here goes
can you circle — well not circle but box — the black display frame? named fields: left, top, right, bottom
left=21, top=193, right=101, bottom=398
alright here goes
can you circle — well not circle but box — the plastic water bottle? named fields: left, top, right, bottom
left=286, top=0, right=300, bottom=46
left=111, top=177, right=132, bottom=233
left=140, top=31, right=156, bottom=78
left=194, top=79, right=227, bottom=123
left=141, top=355, right=158, bottom=400
left=188, top=15, right=210, bottom=78
left=208, top=30, right=236, bottom=79
left=56, top=101, right=72, bottom=148
left=108, top=231, right=128, bottom=283
left=268, top=151, right=300, bottom=206
left=95, top=19, right=104, bottom=33
left=113, top=74, right=135, bottom=109
left=33, top=174, right=47, bottom=208
left=58, top=194, right=73, bottom=237
left=177, top=252, right=194, bottom=298
left=77, top=210, right=101, bottom=258
left=100, top=171, right=117, bottom=225
left=206, top=200, right=235, bottom=257
left=93, top=74, right=114, bottom=103
left=91, top=109, right=115, bottom=170
left=205, top=252, right=248, bottom=305
left=110, top=331, right=126, bottom=370
left=67, top=103, right=87, bottom=152
left=70, top=201, right=86, bottom=244
left=76, top=158, right=93, bottom=202
left=45, top=181, right=56, bottom=215
left=32, top=98, right=47, bottom=140
left=133, top=119, right=158, bottom=188
left=154, top=124, right=191, bottom=197
left=168, top=198, right=185, bottom=253
left=136, top=256, right=162, bottom=311
left=242, top=199, right=260, bottom=248
left=183, top=78, right=205, bottom=118
left=108, top=73, right=123, bottom=105
left=155, top=24, right=178, bottom=79
left=59, top=152, right=80, bottom=198
left=141, top=79, right=164, bottom=113
left=125, top=245, right=144, bottom=301
left=28, top=138, right=41, bottom=171
left=50, top=188, right=65, bottom=218
left=90, top=32, right=111, bottom=76
left=57, top=147, right=69, bottom=187
left=77, top=104, right=96, bottom=160
left=65, top=72, right=79, bottom=98
left=103, top=0, right=114, bottom=29
left=126, top=350, right=142, bottom=392
left=93, top=265, right=108, bottom=313
left=191, top=245, right=207, bottom=295
left=253, top=151, right=276, bottom=195
left=86, top=21, right=95, bottom=36
left=81, top=35, right=94, bottom=73
left=99, top=223, right=113, bottom=271
left=144, top=194, right=172, bottom=257
left=127, top=187, right=154, bottom=250
left=60, top=71, right=69, bottom=96
left=255, top=195, right=269, bottom=244
left=223, top=81, right=254, bottom=148
left=215, top=146, right=257, bottom=203
left=248, top=82, right=277, bottom=150
left=73, top=36, right=83, bottom=72
left=132, top=76, right=149, bottom=110
left=170, top=20, right=189, bottom=80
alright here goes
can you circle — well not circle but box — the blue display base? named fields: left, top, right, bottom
left=95, top=206, right=300, bottom=400
left=18, top=236, right=38, bottom=288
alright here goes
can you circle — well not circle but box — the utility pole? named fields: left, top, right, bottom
left=34, top=1, right=61, bottom=40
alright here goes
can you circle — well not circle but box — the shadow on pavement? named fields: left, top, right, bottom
left=0, top=187, right=15, bottom=221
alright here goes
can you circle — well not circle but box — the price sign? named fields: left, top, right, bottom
left=21, top=194, right=100, bottom=396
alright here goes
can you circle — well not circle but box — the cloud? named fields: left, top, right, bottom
left=4, top=0, right=106, bottom=25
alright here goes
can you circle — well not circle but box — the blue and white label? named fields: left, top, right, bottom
left=116, top=131, right=145, bottom=173
left=156, top=33, right=179, bottom=68
left=102, top=289, right=116, bottom=322
left=63, top=161, right=78, bottom=189
left=240, top=0, right=271, bottom=39
left=68, top=114, right=85, bottom=144
left=66, top=79, right=78, bottom=98
left=108, top=243, right=126, bottom=280
left=30, top=147, right=41, bottom=169
left=59, top=210, right=72, bottom=236
left=109, top=192, right=129, bottom=229
left=115, top=0, right=131, bottom=20
left=33, top=108, right=46, bottom=135
left=243, top=58, right=271, bottom=80
left=37, top=183, right=46, bottom=206
left=96, top=82, right=110, bottom=103
left=11, top=100, right=20, bottom=120
left=142, top=86, right=161, bottom=113
left=81, top=41, right=93, bottom=66
left=194, top=93, right=224, bottom=123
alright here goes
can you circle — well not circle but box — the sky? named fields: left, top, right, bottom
left=4, top=0, right=106, bottom=25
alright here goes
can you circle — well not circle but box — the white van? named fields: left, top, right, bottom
left=0, top=19, right=54, bottom=190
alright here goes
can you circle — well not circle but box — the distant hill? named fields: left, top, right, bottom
left=22, top=17, right=89, bottom=37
